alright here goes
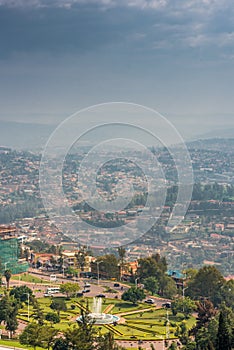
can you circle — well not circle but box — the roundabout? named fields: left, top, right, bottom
left=76, top=297, right=120, bottom=325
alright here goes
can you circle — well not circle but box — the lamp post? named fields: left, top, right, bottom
left=4, top=261, right=9, bottom=271
left=96, top=261, right=103, bottom=286
left=23, top=293, right=30, bottom=322
left=182, top=286, right=188, bottom=313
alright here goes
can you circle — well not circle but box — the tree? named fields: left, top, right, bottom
left=175, top=321, right=190, bottom=346
left=75, top=246, right=87, bottom=272
left=168, top=342, right=178, bottom=350
left=122, top=287, right=145, bottom=305
left=4, top=269, right=12, bottom=289
left=50, top=298, right=67, bottom=316
left=60, top=282, right=80, bottom=298
left=97, top=332, right=125, bottom=350
left=10, top=285, right=33, bottom=303
left=187, top=266, right=225, bottom=306
left=0, top=294, right=19, bottom=338
left=52, top=338, right=69, bottom=350
left=143, top=276, right=159, bottom=295
left=32, top=298, right=44, bottom=325
left=216, top=311, right=232, bottom=350
left=137, top=257, right=160, bottom=281
left=94, top=255, right=119, bottom=280
left=171, top=297, right=196, bottom=318
left=45, top=312, right=60, bottom=325
left=159, top=275, right=177, bottom=298
left=41, top=326, right=58, bottom=350
left=118, top=246, right=126, bottom=280
left=20, top=323, right=58, bottom=350
left=64, top=323, right=96, bottom=350
left=219, top=280, right=234, bottom=308
left=19, top=322, right=43, bottom=349
left=196, top=299, right=217, bottom=330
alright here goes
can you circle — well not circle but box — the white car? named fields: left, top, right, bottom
left=144, top=298, right=155, bottom=304
left=44, top=293, right=54, bottom=297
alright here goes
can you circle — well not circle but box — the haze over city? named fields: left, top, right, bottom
left=0, top=0, right=234, bottom=149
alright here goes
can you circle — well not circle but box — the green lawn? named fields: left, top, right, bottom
left=12, top=273, right=49, bottom=284
left=17, top=296, right=196, bottom=341
left=0, top=339, right=44, bottom=349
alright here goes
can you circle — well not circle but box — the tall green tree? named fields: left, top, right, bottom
left=187, top=266, right=224, bottom=306
left=4, top=269, right=12, bottom=289
left=60, top=282, right=80, bottom=298
left=122, top=286, right=145, bottom=305
left=50, top=299, right=67, bottom=316
left=118, top=246, right=126, bottom=280
left=52, top=338, right=69, bottom=350
left=32, top=298, right=44, bottom=325
left=143, top=276, right=159, bottom=295
left=45, top=312, right=60, bottom=325
left=75, top=246, right=87, bottom=272
left=10, top=285, right=33, bottom=303
left=97, top=332, right=125, bottom=350
left=216, top=311, right=232, bottom=350
left=20, top=323, right=57, bottom=350
left=196, top=299, right=217, bottom=330
left=0, top=294, right=19, bottom=338
left=171, top=297, right=196, bottom=319
left=92, top=255, right=119, bottom=280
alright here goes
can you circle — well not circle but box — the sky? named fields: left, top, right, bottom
left=0, top=0, right=234, bottom=142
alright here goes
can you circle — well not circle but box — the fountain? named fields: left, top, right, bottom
left=77, top=297, right=120, bottom=325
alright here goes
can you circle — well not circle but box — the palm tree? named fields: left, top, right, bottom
left=75, top=246, right=87, bottom=272
left=118, top=246, right=126, bottom=280
left=4, top=269, right=12, bottom=289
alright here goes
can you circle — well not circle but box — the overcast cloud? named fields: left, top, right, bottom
left=0, top=0, right=234, bottom=142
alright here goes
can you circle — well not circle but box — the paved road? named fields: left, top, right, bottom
left=11, top=269, right=172, bottom=306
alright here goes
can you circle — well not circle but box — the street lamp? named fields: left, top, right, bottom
left=96, top=261, right=103, bottom=285
left=4, top=261, right=9, bottom=270
left=23, top=293, right=30, bottom=322
left=182, top=285, right=188, bottom=313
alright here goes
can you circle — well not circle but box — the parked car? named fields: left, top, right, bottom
left=82, top=289, right=90, bottom=293
left=76, top=292, right=84, bottom=297
left=66, top=275, right=73, bottom=279
left=114, top=283, right=120, bottom=287
left=162, top=302, right=171, bottom=308
left=95, top=294, right=106, bottom=298
left=144, top=298, right=155, bottom=304
left=44, top=293, right=54, bottom=297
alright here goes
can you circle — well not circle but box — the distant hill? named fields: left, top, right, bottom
left=1, top=119, right=234, bottom=154
left=187, top=138, right=234, bottom=152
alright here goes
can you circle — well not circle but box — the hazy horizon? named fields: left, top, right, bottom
left=0, top=0, right=234, bottom=148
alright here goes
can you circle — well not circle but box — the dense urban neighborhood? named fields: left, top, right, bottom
left=0, top=140, right=233, bottom=349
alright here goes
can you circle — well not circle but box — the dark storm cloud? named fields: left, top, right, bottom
left=1, top=0, right=234, bottom=60
left=0, top=5, right=127, bottom=57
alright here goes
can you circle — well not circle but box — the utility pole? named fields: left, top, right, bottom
left=166, top=309, right=170, bottom=340
left=23, top=293, right=30, bottom=322
left=96, top=261, right=103, bottom=285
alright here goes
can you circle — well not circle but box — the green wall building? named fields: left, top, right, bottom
left=0, top=227, right=28, bottom=274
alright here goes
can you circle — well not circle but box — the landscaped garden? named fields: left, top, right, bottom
left=17, top=296, right=196, bottom=341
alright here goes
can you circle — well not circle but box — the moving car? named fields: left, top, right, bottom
left=144, top=298, right=155, bottom=304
